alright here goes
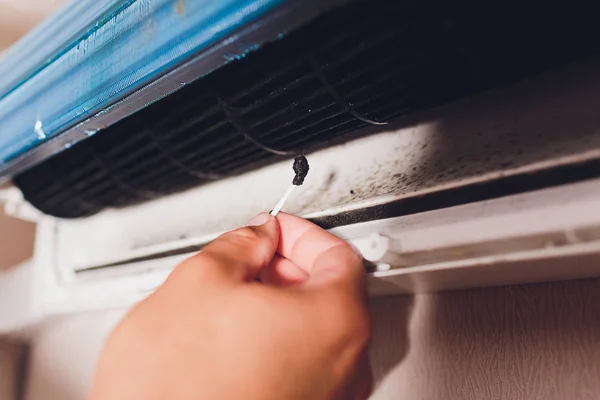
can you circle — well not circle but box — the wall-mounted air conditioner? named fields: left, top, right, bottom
left=2, top=0, right=600, bottom=334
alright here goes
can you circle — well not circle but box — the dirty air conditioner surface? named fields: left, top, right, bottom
left=13, top=0, right=600, bottom=218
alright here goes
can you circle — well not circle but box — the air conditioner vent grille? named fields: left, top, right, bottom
left=14, top=0, right=600, bottom=218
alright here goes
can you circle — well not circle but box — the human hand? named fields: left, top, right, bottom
left=88, top=212, right=372, bottom=400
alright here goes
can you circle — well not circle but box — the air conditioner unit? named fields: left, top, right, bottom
left=1, top=0, right=600, bottom=333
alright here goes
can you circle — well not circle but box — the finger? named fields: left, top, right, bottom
left=259, top=255, right=308, bottom=286
left=180, top=213, right=279, bottom=283
left=275, top=212, right=351, bottom=275
left=274, top=213, right=364, bottom=294
left=306, top=243, right=365, bottom=297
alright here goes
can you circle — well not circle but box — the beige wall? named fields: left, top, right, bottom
left=370, top=279, right=600, bottom=399
left=23, top=278, right=600, bottom=400
left=0, top=1, right=65, bottom=53
left=25, top=311, right=125, bottom=400
left=0, top=209, right=35, bottom=270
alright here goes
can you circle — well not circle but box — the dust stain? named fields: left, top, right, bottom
left=174, top=0, right=185, bottom=16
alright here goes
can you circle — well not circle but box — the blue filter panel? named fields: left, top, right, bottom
left=0, top=0, right=292, bottom=169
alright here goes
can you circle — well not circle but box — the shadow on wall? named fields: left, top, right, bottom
left=369, top=278, right=600, bottom=400
left=368, top=294, right=414, bottom=390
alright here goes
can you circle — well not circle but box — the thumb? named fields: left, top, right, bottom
left=180, top=213, right=280, bottom=283
left=305, top=243, right=367, bottom=300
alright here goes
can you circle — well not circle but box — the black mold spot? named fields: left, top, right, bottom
left=292, top=155, right=309, bottom=186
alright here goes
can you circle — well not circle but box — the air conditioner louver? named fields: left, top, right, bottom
left=13, top=0, right=600, bottom=218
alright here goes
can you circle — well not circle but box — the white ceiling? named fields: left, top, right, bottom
left=0, top=0, right=67, bottom=52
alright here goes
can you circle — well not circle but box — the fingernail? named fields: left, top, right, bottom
left=247, top=212, right=271, bottom=227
